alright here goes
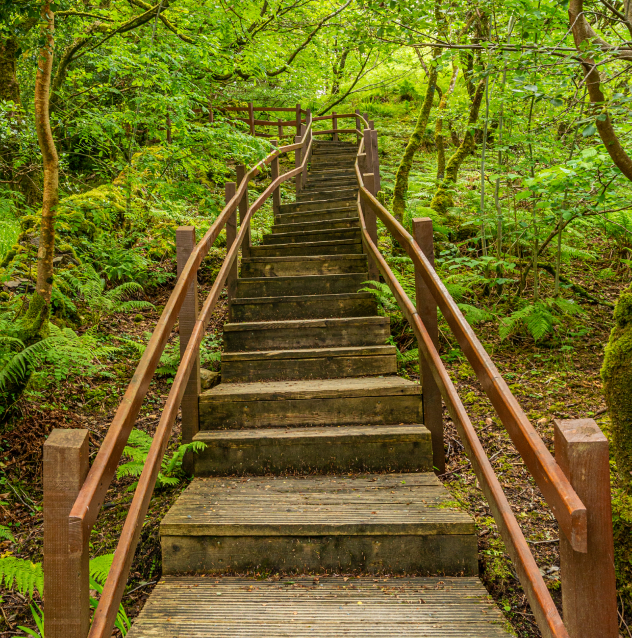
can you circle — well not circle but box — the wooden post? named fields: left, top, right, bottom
left=555, top=419, right=618, bottom=638
left=371, top=129, right=381, bottom=194
left=332, top=111, right=338, bottom=141
left=295, top=103, right=301, bottom=136
left=224, top=182, right=238, bottom=309
left=363, top=129, right=374, bottom=184
left=44, top=429, right=90, bottom=638
left=294, top=134, right=302, bottom=194
left=355, top=109, right=361, bottom=142
left=166, top=112, right=172, bottom=144
left=412, top=218, right=444, bottom=474
left=271, top=139, right=281, bottom=215
left=277, top=118, right=283, bottom=139
left=363, top=112, right=369, bottom=129
left=176, top=226, right=200, bottom=445
left=248, top=102, right=255, bottom=136
left=363, top=173, right=380, bottom=283
left=236, top=164, right=250, bottom=259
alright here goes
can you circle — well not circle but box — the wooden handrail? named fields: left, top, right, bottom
left=355, top=197, right=569, bottom=638
left=354, top=142, right=587, bottom=553
left=70, top=115, right=313, bottom=638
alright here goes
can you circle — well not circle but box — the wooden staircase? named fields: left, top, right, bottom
left=126, top=140, right=513, bottom=636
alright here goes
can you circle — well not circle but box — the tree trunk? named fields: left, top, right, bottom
left=430, top=78, right=485, bottom=215
left=435, top=65, right=459, bottom=181
left=23, top=2, right=58, bottom=341
left=391, top=53, right=439, bottom=224
left=602, top=283, right=632, bottom=491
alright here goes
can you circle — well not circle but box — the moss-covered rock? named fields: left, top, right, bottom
left=602, top=283, right=632, bottom=489
left=612, top=488, right=632, bottom=607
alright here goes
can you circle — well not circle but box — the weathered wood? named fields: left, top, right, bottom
left=44, top=429, right=90, bottom=638
left=263, top=227, right=359, bottom=245
left=412, top=218, right=443, bottom=474
left=192, top=424, right=432, bottom=475
left=249, top=238, right=363, bottom=258
left=241, top=254, right=368, bottom=277
left=176, top=226, right=200, bottom=445
left=236, top=164, right=251, bottom=258
left=555, top=419, right=618, bottom=638
left=224, top=182, right=237, bottom=307
left=270, top=141, right=280, bottom=214
left=295, top=102, right=301, bottom=135
left=362, top=174, right=380, bottom=282
left=363, top=129, right=374, bottom=179
left=248, top=101, right=255, bottom=135
left=235, top=272, right=365, bottom=298
left=294, top=134, right=302, bottom=194
left=371, top=129, right=381, bottom=193
left=332, top=110, right=338, bottom=141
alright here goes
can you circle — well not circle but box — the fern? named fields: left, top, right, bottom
left=117, top=429, right=206, bottom=490
left=0, top=524, right=15, bottom=542
left=457, top=303, right=494, bottom=325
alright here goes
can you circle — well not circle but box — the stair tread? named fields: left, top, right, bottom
left=221, top=345, right=396, bottom=362
left=127, top=575, right=511, bottom=638
left=200, top=376, right=419, bottom=402
left=232, top=291, right=372, bottom=305
left=224, top=316, right=388, bottom=332
left=251, top=238, right=360, bottom=249
left=272, top=217, right=359, bottom=232
left=194, top=424, right=429, bottom=442
left=160, top=474, right=474, bottom=535
left=242, top=254, right=366, bottom=263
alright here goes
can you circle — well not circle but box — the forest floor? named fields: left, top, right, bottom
left=0, top=127, right=629, bottom=638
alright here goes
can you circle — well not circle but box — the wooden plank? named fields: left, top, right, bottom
left=224, top=183, right=237, bottom=307
left=362, top=175, right=380, bottom=282
left=555, top=419, right=618, bottom=638
left=176, top=226, right=200, bottom=445
left=236, top=165, right=251, bottom=259
left=412, top=218, right=443, bottom=474
left=295, top=103, right=301, bottom=135
left=44, top=429, right=90, bottom=638
left=332, top=111, right=338, bottom=141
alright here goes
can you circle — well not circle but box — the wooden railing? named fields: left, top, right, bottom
left=354, top=134, right=618, bottom=638
left=41, top=106, right=618, bottom=638
left=42, top=110, right=372, bottom=638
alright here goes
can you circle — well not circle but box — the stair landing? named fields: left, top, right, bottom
left=127, top=576, right=512, bottom=637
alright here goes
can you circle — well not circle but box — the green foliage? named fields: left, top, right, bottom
left=0, top=194, right=20, bottom=262
left=499, top=297, right=584, bottom=341
left=117, top=429, right=206, bottom=491
left=0, top=524, right=15, bottom=542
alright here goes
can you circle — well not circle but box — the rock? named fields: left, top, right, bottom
left=200, top=369, right=220, bottom=390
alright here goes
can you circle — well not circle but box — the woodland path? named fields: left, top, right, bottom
left=125, top=140, right=512, bottom=636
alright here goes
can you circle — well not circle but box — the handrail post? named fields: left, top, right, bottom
left=363, top=173, right=380, bottom=283
left=332, top=110, right=338, bottom=141
left=371, top=129, right=381, bottom=194
left=294, top=134, right=303, bottom=194
left=176, top=226, right=201, bottom=446
left=271, top=139, right=280, bottom=216
left=412, top=218, right=444, bottom=474
left=363, top=129, right=374, bottom=180
left=236, top=164, right=251, bottom=259
left=248, top=102, right=255, bottom=135
left=225, top=182, right=238, bottom=312
left=295, top=103, right=301, bottom=136
left=355, top=109, right=361, bottom=142
left=44, top=429, right=90, bottom=638
left=555, top=419, right=618, bottom=638
left=301, top=110, right=311, bottom=190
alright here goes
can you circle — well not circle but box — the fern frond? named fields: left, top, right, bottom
left=0, top=555, right=44, bottom=598
left=0, top=525, right=15, bottom=542
left=89, top=553, right=115, bottom=585
left=458, top=303, right=494, bottom=325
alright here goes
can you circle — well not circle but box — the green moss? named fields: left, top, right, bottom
left=612, top=488, right=632, bottom=608
left=602, top=284, right=632, bottom=489
left=19, top=292, right=50, bottom=345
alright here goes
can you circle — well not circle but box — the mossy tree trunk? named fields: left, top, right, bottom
left=23, top=2, right=58, bottom=341
left=435, top=65, right=459, bottom=181
left=430, top=77, right=485, bottom=215
left=602, top=283, right=632, bottom=491
left=391, top=51, right=439, bottom=224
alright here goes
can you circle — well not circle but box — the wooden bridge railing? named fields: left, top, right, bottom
left=354, top=135, right=618, bottom=638
left=42, top=110, right=373, bottom=638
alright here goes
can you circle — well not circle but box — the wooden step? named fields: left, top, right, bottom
left=127, top=575, right=512, bottom=638
left=263, top=227, right=360, bottom=245
left=224, top=316, right=389, bottom=351
left=235, top=273, right=368, bottom=299
left=275, top=206, right=358, bottom=225
left=271, top=217, right=359, bottom=234
left=241, top=254, right=367, bottom=277
left=191, top=425, right=433, bottom=475
left=199, top=377, right=423, bottom=430
left=296, top=188, right=357, bottom=202
left=278, top=198, right=355, bottom=214
left=230, top=291, right=377, bottom=322
left=220, top=345, right=397, bottom=383
left=160, top=473, right=478, bottom=575
left=249, top=238, right=362, bottom=258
